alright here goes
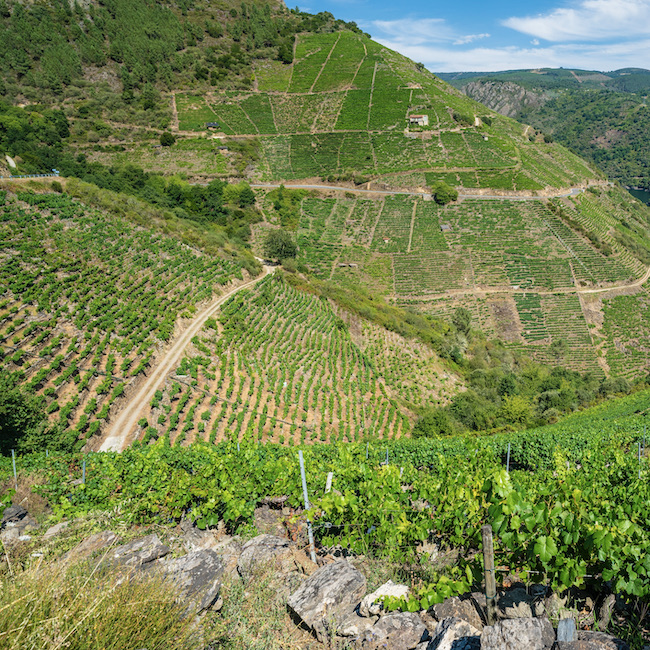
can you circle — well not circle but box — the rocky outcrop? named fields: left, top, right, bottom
left=237, top=534, right=292, bottom=576
left=462, top=80, right=549, bottom=118
left=425, top=617, right=481, bottom=650
left=162, top=549, right=225, bottom=613
left=287, top=560, right=366, bottom=641
left=359, top=580, right=409, bottom=617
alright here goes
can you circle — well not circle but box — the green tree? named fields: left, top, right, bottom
left=452, top=306, right=472, bottom=335
left=263, top=229, right=297, bottom=261
left=0, top=370, right=48, bottom=454
left=160, top=131, right=176, bottom=147
left=431, top=181, right=458, bottom=205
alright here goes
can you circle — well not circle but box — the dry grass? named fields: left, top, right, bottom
left=0, top=555, right=199, bottom=649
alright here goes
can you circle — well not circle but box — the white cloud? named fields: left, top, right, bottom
left=453, top=33, right=490, bottom=46
left=504, top=0, right=650, bottom=42
left=370, top=18, right=455, bottom=45
left=373, top=37, right=650, bottom=72
left=531, top=39, right=540, bottom=46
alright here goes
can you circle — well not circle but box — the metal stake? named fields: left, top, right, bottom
left=298, top=451, right=317, bottom=563
left=11, top=449, right=17, bottom=491
left=506, top=443, right=511, bottom=473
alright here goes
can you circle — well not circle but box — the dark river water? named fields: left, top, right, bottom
left=627, top=188, right=650, bottom=205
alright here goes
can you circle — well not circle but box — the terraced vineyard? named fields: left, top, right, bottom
left=0, top=191, right=243, bottom=449
left=175, top=31, right=601, bottom=190
left=137, top=274, right=460, bottom=446
left=254, top=184, right=648, bottom=378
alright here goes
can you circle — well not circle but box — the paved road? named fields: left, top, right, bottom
left=99, top=265, right=274, bottom=452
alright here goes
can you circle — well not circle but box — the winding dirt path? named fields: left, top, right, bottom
left=99, top=266, right=274, bottom=452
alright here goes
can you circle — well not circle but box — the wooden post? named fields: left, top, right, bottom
left=482, top=524, right=498, bottom=625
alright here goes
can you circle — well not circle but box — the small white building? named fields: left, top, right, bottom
left=408, top=114, right=429, bottom=127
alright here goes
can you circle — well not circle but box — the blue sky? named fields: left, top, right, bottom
left=296, top=0, right=650, bottom=72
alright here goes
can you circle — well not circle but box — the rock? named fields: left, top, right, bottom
left=287, top=560, right=366, bottom=641
left=431, top=596, right=484, bottom=630
left=62, top=530, right=121, bottom=564
left=546, top=591, right=569, bottom=618
left=180, top=519, right=218, bottom=552
left=43, top=521, right=70, bottom=540
left=480, top=617, right=555, bottom=650
left=0, top=527, right=20, bottom=545
left=108, top=534, right=170, bottom=569
left=555, top=631, right=630, bottom=650
left=253, top=505, right=286, bottom=537
left=557, top=618, right=577, bottom=643
left=1, top=504, right=28, bottom=525
left=162, top=549, right=224, bottom=613
left=359, top=580, right=409, bottom=617
left=237, top=534, right=291, bottom=576
left=213, top=536, right=243, bottom=576
left=498, top=587, right=534, bottom=619
left=361, top=612, right=428, bottom=650
left=426, top=617, right=481, bottom=650
left=337, top=610, right=377, bottom=637
left=597, top=594, right=616, bottom=631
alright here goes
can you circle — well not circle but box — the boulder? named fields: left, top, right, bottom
left=426, top=617, right=481, bottom=650
left=162, top=549, right=224, bottom=614
left=107, top=534, right=170, bottom=569
left=361, top=612, right=428, bottom=650
left=431, top=596, right=484, bottom=630
left=0, top=526, right=20, bottom=545
left=1, top=504, right=28, bottom=525
left=43, top=521, right=70, bottom=540
left=556, top=631, right=630, bottom=650
left=287, top=560, right=366, bottom=641
left=237, top=534, right=291, bottom=576
left=480, top=617, right=555, bottom=650
left=62, top=530, right=121, bottom=565
left=359, top=580, right=409, bottom=617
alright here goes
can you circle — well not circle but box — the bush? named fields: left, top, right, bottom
left=160, top=131, right=176, bottom=147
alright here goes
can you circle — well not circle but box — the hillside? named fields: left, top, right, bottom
left=0, top=1, right=649, bottom=455
left=444, top=69, right=650, bottom=191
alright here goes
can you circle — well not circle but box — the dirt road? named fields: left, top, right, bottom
left=99, top=266, right=274, bottom=452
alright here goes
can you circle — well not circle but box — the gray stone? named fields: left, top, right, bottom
left=337, top=610, right=377, bottom=637
left=426, top=617, right=480, bottom=650
left=180, top=519, right=218, bottom=553
left=237, top=534, right=291, bottom=576
left=0, top=527, right=20, bottom=545
left=359, top=580, right=409, bottom=617
left=1, top=504, right=28, bottom=526
left=43, top=521, right=70, bottom=540
left=62, top=530, right=120, bottom=565
left=597, top=594, right=616, bottom=631
left=287, top=560, right=366, bottom=641
left=480, top=617, right=555, bottom=650
left=162, top=549, right=224, bottom=613
left=431, top=596, right=484, bottom=630
left=546, top=591, right=569, bottom=618
left=557, top=618, right=577, bottom=643
left=108, top=534, right=170, bottom=569
left=361, top=612, right=428, bottom=650
left=498, top=587, right=534, bottom=619
left=555, top=630, right=630, bottom=650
